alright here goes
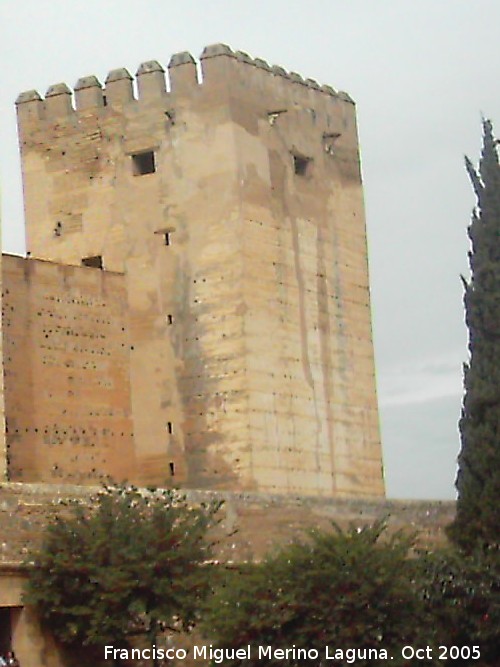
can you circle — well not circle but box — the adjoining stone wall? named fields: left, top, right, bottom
left=0, top=483, right=454, bottom=667
left=0, top=483, right=454, bottom=566
left=2, top=256, right=136, bottom=484
left=15, top=44, right=383, bottom=498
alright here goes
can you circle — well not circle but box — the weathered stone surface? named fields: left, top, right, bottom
left=136, top=59, right=165, bottom=75
left=74, top=75, right=102, bottom=90
left=3, top=256, right=136, bottom=484
left=0, top=246, right=4, bottom=482
left=15, top=90, right=42, bottom=105
left=168, top=51, right=196, bottom=68
left=44, top=82, right=71, bottom=97
left=14, top=47, right=383, bottom=498
left=105, top=67, right=133, bottom=83
left=200, top=43, right=234, bottom=59
left=0, top=483, right=454, bottom=566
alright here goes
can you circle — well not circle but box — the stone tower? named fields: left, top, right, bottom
left=15, top=44, right=384, bottom=497
left=0, top=212, right=5, bottom=482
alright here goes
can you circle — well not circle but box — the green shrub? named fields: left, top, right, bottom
left=25, top=484, right=219, bottom=656
left=203, top=522, right=425, bottom=666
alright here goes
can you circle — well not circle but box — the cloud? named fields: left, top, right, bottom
left=381, top=394, right=460, bottom=500
left=378, top=352, right=464, bottom=408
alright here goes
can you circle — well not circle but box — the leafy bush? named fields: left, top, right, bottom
left=203, top=521, right=425, bottom=666
left=417, top=546, right=500, bottom=665
left=25, top=485, right=219, bottom=654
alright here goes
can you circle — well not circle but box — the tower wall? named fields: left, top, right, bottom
left=0, top=226, right=5, bottom=481
left=15, top=45, right=384, bottom=496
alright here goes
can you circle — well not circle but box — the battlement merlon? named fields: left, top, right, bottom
left=15, top=43, right=355, bottom=128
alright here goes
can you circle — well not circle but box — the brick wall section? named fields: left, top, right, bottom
left=0, top=246, right=5, bottom=481
left=0, top=483, right=454, bottom=565
left=2, top=255, right=137, bottom=484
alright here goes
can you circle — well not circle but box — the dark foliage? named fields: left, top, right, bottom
left=25, top=485, right=219, bottom=654
left=417, top=546, right=500, bottom=665
left=202, top=522, right=425, bottom=667
left=450, top=119, right=500, bottom=551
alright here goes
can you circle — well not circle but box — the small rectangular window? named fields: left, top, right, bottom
left=154, top=228, right=174, bottom=246
left=293, top=154, right=311, bottom=177
left=169, top=461, right=175, bottom=476
left=132, top=151, right=156, bottom=176
left=167, top=421, right=173, bottom=435
left=82, top=255, right=103, bottom=269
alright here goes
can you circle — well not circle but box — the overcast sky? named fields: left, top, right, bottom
left=1, top=1, right=498, bottom=500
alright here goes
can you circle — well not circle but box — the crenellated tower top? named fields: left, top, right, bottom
left=15, top=43, right=354, bottom=124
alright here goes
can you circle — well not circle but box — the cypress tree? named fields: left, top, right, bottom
left=450, top=119, right=500, bottom=550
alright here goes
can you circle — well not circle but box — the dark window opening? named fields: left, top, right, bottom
left=0, top=608, right=12, bottom=654
left=102, top=94, right=108, bottom=107
left=154, top=229, right=174, bottom=245
left=167, top=421, right=173, bottom=435
left=167, top=314, right=174, bottom=325
left=323, top=132, right=341, bottom=155
left=82, top=255, right=103, bottom=269
left=132, top=151, right=156, bottom=176
left=293, top=154, right=311, bottom=176
left=54, top=221, right=63, bottom=237
left=169, top=461, right=175, bottom=476
left=267, top=109, right=287, bottom=126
